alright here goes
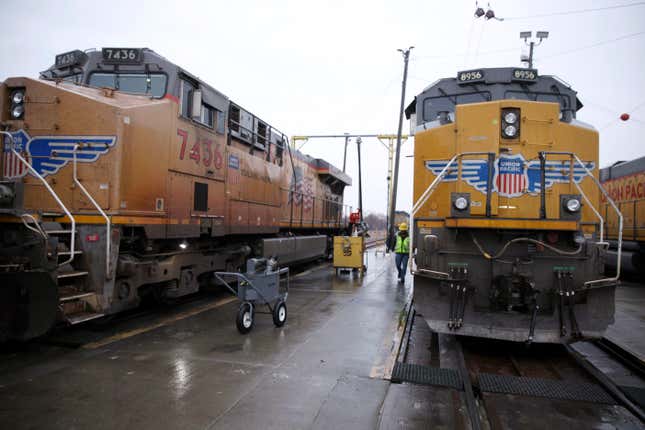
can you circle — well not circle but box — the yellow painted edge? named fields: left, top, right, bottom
left=417, top=220, right=444, bottom=228
left=444, top=218, right=579, bottom=230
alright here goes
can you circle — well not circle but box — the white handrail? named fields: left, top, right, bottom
left=543, top=151, right=623, bottom=286
left=409, top=152, right=495, bottom=277
left=408, top=149, right=623, bottom=288
left=572, top=180, right=606, bottom=244
left=21, top=213, right=48, bottom=239
left=409, top=154, right=460, bottom=278
left=0, top=131, right=76, bottom=267
left=73, top=144, right=112, bottom=278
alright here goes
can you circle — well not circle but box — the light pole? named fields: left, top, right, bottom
left=388, top=46, right=413, bottom=251
left=520, top=31, right=549, bottom=69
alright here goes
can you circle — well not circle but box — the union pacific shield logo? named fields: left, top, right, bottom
left=425, top=154, right=595, bottom=198
left=3, top=130, right=116, bottom=178
left=494, top=154, right=527, bottom=198
left=2, top=130, right=30, bottom=179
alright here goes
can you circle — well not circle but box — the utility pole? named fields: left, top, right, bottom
left=356, top=137, right=363, bottom=222
left=388, top=46, right=413, bottom=251
left=342, top=133, right=350, bottom=172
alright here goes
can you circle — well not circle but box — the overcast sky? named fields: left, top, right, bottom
left=2, top=0, right=644, bottom=215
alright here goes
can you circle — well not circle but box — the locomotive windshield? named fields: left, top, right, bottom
left=88, top=72, right=167, bottom=98
left=409, top=67, right=583, bottom=125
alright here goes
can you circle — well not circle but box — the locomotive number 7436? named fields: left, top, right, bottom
left=176, top=129, right=223, bottom=169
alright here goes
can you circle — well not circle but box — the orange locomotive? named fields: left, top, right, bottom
left=601, top=156, right=645, bottom=275
left=0, top=48, right=351, bottom=341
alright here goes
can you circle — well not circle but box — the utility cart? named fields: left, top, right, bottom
left=213, top=258, right=289, bottom=334
left=333, top=235, right=367, bottom=276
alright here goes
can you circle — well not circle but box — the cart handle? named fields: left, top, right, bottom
left=213, top=269, right=290, bottom=305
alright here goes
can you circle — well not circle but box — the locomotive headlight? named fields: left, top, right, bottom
left=11, top=104, right=24, bottom=119
left=565, top=198, right=581, bottom=213
left=501, top=108, right=520, bottom=139
left=454, top=196, right=469, bottom=210
left=9, top=88, right=25, bottom=120
left=11, top=90, right=25, bottom=104
left=504, top=125, right=517, bottom=137
left=504, top=111, right=517, bottom=124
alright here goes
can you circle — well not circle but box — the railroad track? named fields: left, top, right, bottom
left=365, top=238, right=386, bottom=248
left=390, top=306, right=645, bottom=429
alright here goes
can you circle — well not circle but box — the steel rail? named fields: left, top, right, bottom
left=454, top=336, right=483, bottom=430
left=565, top=343, right=645, bottom=423
left=0, top=130, right=77, bottom=267
left=594, top=338, right=645, bottom=381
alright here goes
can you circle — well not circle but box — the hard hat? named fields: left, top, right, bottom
left=399, top=222, right=408, bottom=231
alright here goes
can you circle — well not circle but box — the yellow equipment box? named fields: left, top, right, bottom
left=333, top=236, right=365, bottom=275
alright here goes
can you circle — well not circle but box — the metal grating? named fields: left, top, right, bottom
left=391, top=362, right=463, bottom=390
left=478, top=373, right=616, bottom=404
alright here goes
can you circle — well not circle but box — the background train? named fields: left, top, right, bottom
left=600, top=156, right=645, bottom=276
left=406, top=67, right=622, bottom=343
left=0, top=47, right=351, bottom=341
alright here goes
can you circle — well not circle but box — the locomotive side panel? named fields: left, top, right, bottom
left=0, top=47, right=351, bottom=341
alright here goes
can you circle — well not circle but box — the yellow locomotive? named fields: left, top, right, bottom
left=0, top=48, right=350, bottom=341
left=406, top=67, right=622, bottom=343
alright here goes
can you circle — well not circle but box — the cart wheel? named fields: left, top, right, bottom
left=272, top=300, right=287, bottom=327
left=236, top=302, right=254, bottom=334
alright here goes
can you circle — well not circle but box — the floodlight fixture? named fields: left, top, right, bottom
left=536, top=31, right=549, bottom=40
left=520, top=31, right=532, bottom=40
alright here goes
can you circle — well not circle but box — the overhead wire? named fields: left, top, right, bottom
left=541, top=30, right=645, bottom=59
left=463, top=17, right=475, bottom=69
left=504, top=1, right=645, bottom=21
left=472, top=19, right=486, bottom=66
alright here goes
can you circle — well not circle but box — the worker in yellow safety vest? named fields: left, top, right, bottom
left=394, top=223, right=410, bottom=283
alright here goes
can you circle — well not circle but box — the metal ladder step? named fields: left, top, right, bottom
left=57, top=270, right=89, bottom=279
left=66, top=312, right=105, bottom=325
left=59, top=291, right=95, bottom=302
left=41, top=212, right=64, bottom=218
left=57, top=250, right=83, bottom=257
left=46, top=229, right=77, bottom=235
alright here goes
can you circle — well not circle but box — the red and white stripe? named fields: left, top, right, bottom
left=2, top=149, right=28, bottom=179
left=496, top=173, right=526, bottom=196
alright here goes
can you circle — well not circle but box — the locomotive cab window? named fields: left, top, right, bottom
left=88, top=73, right=167, bottom=97
left=62, top=74, right=82, bottom=84
left=216, top=110, right=225, bottom=134
left=505, top=91, right=571, bottom=112
left=180, top=79, right=197, bottom=118
left=200, top=104, right=214, bottom=128
left=422, top=91, right=491, bottom=121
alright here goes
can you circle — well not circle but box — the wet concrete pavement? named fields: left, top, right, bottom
left=0, top=251, right=414, bottom=430
left=606, top=282, right=645, bottom=361
left=1, top=252, right=644, bottom=429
